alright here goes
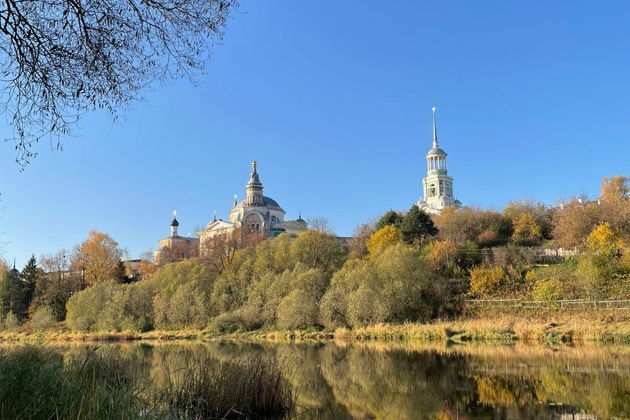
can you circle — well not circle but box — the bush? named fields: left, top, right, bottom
left=321, top=243, right=453, bottom=328
left=3, top=311, right=19, bottom=331
left=66, top=280, right=121, bottom=331
left=469, top=267, right=506, bottom=298
left=207, top=312, right=248, bottom=334
left=28, top=306, right=57, bottom=331
left=276, top=289, right=319, bottom=330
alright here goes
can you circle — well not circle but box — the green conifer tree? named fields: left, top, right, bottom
left=0, top=263, right=23, bottom=320
left=20, top=256, right=39, bottom=317
left=375, top=210, right=404, bottom=231
left=399, top=205, right=438, bottom=246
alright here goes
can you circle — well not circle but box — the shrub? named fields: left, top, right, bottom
left=469, top=267, right=506, bottom=298
left=321, top=243, right=453, bottom=328
left=3, top=311, right=19, bottom=331
left=276, top=289, right=319, bottom=330
left=28, top=306, right=57, bottom=331
left=66, top=280, right=121, bottom=331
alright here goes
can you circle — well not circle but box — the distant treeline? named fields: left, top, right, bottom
left=0, top=175, right=629, bottom=332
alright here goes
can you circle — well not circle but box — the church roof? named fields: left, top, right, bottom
left=160, top=235, right=198, bottom=242
left=272, top=219, right=309, bottom=232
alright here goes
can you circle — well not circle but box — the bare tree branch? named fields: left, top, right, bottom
left=0, top=0, right=238, bottom=167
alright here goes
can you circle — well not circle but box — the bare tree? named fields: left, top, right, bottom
left=0, top=0, right=238, bottom=166
left=307, top=217, right=333, bottom=234
left=349, top=222, right=375, bottom=257
left=200, top=226, right=243, bottom=271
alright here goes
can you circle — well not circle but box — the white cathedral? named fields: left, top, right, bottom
left=154, top=161, right=308, bottom=264
left=416, top=107, right=461, bottom=214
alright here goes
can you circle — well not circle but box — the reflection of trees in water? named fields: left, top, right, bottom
left=41, top=342, right=630, bottom=419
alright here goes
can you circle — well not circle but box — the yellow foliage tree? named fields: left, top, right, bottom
left=600, top=176, right=629, bottom=202
left=512, top=213, right=542, bottom=244
left=469, top=266, right=505, bottom=298
left=426, top=240, right=458, bottom=271
left=587, top=222, right=621, bottom=257
left=366, top=225, right=403, bottom=255
left=72, top=230, right=124, bottom=285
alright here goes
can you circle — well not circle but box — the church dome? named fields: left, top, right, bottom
left=234, top=196, right=283, bottom=210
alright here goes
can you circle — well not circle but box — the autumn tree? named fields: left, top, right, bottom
left=399, top=205, right=438, bottom=246
left=503, top=200, right=553, bottom=240
left=600, top=176, right=630, bottom=202
left=552, top=199, right=602, bottom=249
left=587, top=223, right=622, bottom=258
left=512, top=213, right=543, bottom=245
left=0, top=0, right=238, bottom=166
left=434, top=207, right=511, bottom=247
left=366, top=225, right=403, bottom=254
left=72, top=230, right=124, bottom=286
left=598, top=176, right=630, bottom=243
left=426, top=240, right=459, bottom=273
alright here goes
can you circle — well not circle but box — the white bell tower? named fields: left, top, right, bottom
left=417, top=107, right=461, bottom=214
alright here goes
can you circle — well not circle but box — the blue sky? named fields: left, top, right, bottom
left=2, top=1, right=630, bottom=266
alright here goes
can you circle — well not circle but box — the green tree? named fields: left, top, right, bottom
left=375, top=210, right=404, bottom=231
left=399, top=205, right=438, bottom=246
left=20, top=256, right=39, bottom=316
left=0, top=264, right=25, bottom=320
left=288, top=231, right=348, bottom=274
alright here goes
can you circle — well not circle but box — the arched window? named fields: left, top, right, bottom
left=244, top=213, right=262, bottom=233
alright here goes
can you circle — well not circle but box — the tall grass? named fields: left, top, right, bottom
left=0, top=346, right=294, bottom=419
left=157, top=355, right=294, bottom=418
left=0, top=346, right=139, bottom=419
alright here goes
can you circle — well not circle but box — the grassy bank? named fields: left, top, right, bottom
left=2, top=310, right=629, bottom=345
left=0, top=328, right=203, bottom=343
left=228, top=310, right=630, bottom=344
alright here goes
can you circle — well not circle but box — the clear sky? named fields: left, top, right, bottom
left=1, top=0, right=629, bottom=266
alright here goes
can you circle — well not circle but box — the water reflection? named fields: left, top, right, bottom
left=19, top=341, right=630, bottom=419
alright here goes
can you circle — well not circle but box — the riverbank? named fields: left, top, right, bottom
left=1, top=311, right=629, bottom=344
left=230, top=313, right=630, bottom=344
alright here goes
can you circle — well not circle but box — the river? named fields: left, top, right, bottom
left=11, top=340, right=630, bottom=419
